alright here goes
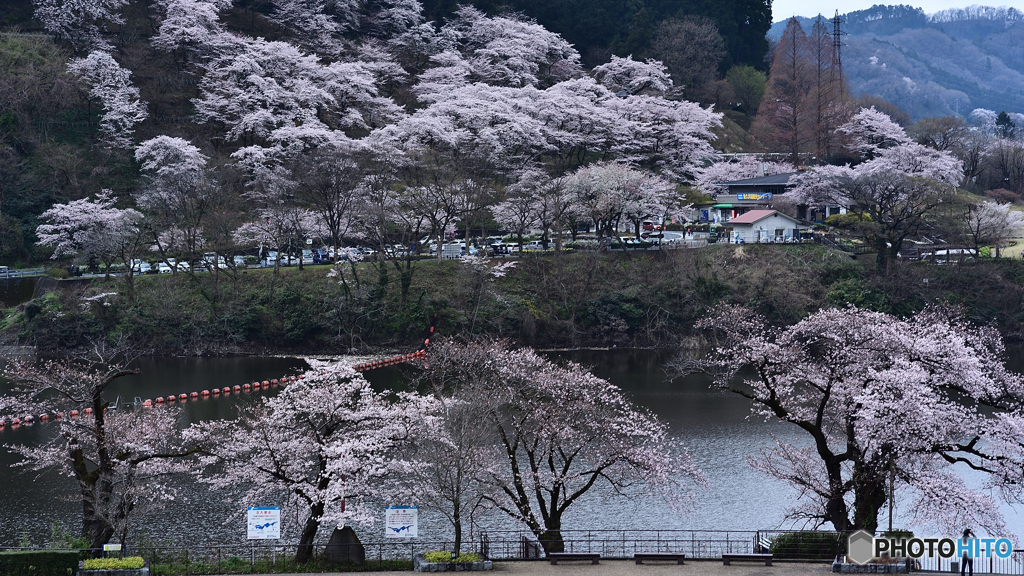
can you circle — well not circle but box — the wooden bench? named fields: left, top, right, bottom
left=549, top=552, right=600, bottom=565
left=635, top=552, right=686, bottom=565
left=722, top=553, right=773, bottom=566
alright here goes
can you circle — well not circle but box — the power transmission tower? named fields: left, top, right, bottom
left=831, top=10, right=846, bottom=97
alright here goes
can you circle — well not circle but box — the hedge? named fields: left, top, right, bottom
left=768, top=532, right=843, bottom=560
left=0, top=550, right=79, bottom=576
left=83, top=557, right=144, bottom=570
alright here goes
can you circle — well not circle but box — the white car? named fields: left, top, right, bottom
left=157, top=262, right=172, bottom=274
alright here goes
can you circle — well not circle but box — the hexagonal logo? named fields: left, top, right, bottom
left=847, top=530, right=875, bottom=565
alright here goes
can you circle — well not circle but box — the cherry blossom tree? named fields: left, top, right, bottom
left=1, top=344, right=200, bottom=550
left=290, top=143, right=363, bottom=250
left=263, top=0, right=356, bottom=54
left=492, top=172, right=541, bottom=252
left=191, top=360, right=435, bottom=563
left=838, top=106, right=913, bottom=159
left=602, top=92, right=721, bottom=177
left=67, top=51, right=148, bottom=149
left=679, top=305, right=1024, bottom=535
left=959, top=200, right=1024, bottom=257
left=440, top=6, right=581, bottom=88
left=135, top=136, right=218, bottom=269
left=792, top=110, right=963, bottom=271
left=532, top=175, right=575, bottom=250
left=151, top=0, right=234, bottom=65
left=422, top=340, right=700, bottom=556
left=348, top=142, right=430, bottom=306
left=459, top=255, right=516, bottom=334
left=592, top=55, right=672, bottom=96
left=400, top=342, right=502, bottom=556
left=565, top=162, right=673, bottom=242
left=33, top=0, right=126, bottom=52
left=193, top=38, right=399, bottom=144
left=36, top=190, right=145, bottom=279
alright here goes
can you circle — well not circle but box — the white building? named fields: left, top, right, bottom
left=727, top=210, right=806, bottom=244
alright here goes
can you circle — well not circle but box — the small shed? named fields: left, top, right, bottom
left=727, top=210, right=805, bottom=244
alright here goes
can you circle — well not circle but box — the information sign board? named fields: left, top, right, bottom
left=247, top=507, right=281, bottom=540
left=385, top=505, right=418, bottom=538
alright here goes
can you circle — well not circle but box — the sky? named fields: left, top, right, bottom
left=771, top=0, right=1024, bottom=21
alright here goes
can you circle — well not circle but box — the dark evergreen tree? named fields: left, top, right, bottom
left=996, top=111, right=1016, bottom=139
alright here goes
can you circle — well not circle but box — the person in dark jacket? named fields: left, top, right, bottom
left=961, top=528, right=975, bottom=576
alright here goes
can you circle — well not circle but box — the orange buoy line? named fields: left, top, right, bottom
left=1, top=314, right=441, bottom=430
left=0, top=371, right=305, bottom=430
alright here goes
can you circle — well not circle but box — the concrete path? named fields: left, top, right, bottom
left=238, top=559, right=834, bottom=576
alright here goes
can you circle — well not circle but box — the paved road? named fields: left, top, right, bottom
left=230, top=559, right=834, bottom=576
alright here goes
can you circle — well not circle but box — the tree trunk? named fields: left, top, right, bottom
left=537, top=528, right=565, bottom=555
left=295, top=504, right=324, bottom=563
left=852, top=462, right=887, bottom=532
left=453, top=509, right=462, bottom=558
left=82, top=481, right=115, bottom=553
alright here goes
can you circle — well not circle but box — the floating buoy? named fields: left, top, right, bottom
left=242, top=383, right=251, bottom=391
left=11, top=418, right=20, bottom=426
left=142, top=399, right=152, bottom=408
left=70, top=410, right=79, bottom=417
left=84, top=408, right=94, bottom=415
left=178, top=394, right=187, bottom=402
left=212, top=388, right=221, bottom=395
left=232, top=385, right=241, bottom=394
left=23, top=415, right=34, bottom=424
left=190, top=392, right=199, bottom=399
left=155, top=397, right=165, bottom=404
left=201, top=390, right=210, bottom=397
left=39, top=414, right=49, bottom=422
left=222, top=387, right=231, bottom=394
left=166, top=396, right=176, bottom=403
left=54, top=413, right=63, bottom=420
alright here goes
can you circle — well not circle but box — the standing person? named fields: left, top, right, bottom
left=961, top=528, right=975, bottom=576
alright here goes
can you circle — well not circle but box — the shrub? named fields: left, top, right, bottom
left=422, top=551, right=483, bottom=563
left=0, top=550, right=79, bottom=575
left=46, top=268, right=69, bottom=279
left=768, top=531, right=842, bottom=560
left=83, top=557, right=144, bottom=570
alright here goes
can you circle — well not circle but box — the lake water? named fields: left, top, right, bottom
left=0, top=350, right=1021, bottom=546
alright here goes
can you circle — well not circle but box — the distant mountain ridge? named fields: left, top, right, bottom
left=769, top=4, right=1024, bottom=120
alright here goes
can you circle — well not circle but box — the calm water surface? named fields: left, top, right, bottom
left=1, top=350, right=1021, bottom=545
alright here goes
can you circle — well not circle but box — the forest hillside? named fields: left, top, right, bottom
left=770, top=5, right=1024, bottom=120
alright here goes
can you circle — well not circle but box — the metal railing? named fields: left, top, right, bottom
left=0, top=267, right=45, bottom=279
left=9, top=531, right=1024, bottom=574
left=917, top=550, right=1024, bottom=574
